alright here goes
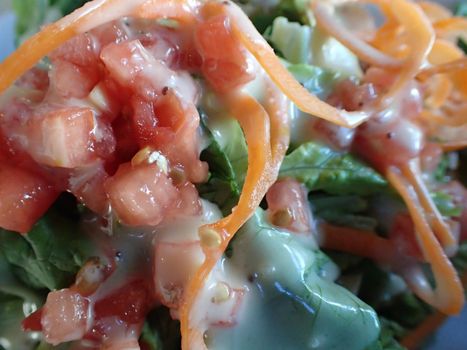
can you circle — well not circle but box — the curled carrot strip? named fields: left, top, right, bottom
left=320, top=223, right=396, bottom=265
left=438, top=140, right=467, bottom=152
left=380, top=0, right=434, bottom=104
left=423, top=75, right=453, bottom=109
left=428, top=39, right=464, bottom=65
left=434, top=17, right=467, bottom=42
left=180, top=92, right=285, bottom=349
left=418, top=57, right=467, bottom=81
left=418, top=1, right=453, bottom=23
left=403, top=159, right=456, bottom=251
left=311, top=0, right=403, bottom=69
left=0, top=0, right=195, bottom=94
left=221, top=2, right=370, bottom=128
left=387, top=166, right=464, bottom=315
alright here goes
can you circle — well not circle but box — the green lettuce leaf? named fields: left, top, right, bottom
left=198, top=111, right=248, bottom=214
left=12, top=0, right=88, bottom=43
left=267, top=16, right=312, bottom=64
left=139, top=307, right=181, bottom=350
left=288, top=63, right=342, bottom=98
left=209, top=209, right=380, bottom=350
left=279, top=142, right=387, bottom=195
left=0, top=207, right=94, bottom=291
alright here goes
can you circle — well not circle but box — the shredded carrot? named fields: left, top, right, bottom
left=387, top=167, right=464, bottom=315
left=221, top=2, right=370, bottom=128
left=423, top=75, right=453, bottom=109
left=380, top=0, right=434, bottom=105
left=320, top=223, right=396, bottom=265
left=434, top=17, right=467, bottom=42
left=180, top=93, right=285, bottom=349
left=428, top=39, right=464, bottom=65
left=401, top=271, right=467, bottom=349
left=403, top=159, right=456, bottom=250
left=417, top=1, right=453, bottom=23
left=439, top=140, right=467, bottom=152
left=0, top=0, right=194, bottom=94
left=311, top=1, right=403, bottom=69
left=418, top=57, right=467, bottom=81
left=401, top=311, right=448, bottom=349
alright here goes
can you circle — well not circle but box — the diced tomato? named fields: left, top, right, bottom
left=152, top=93, right=208, bottom=183
left=88, top=280, right=153, bottom=342
left=112, top=114, right=140, bottom=164
left=50, top=32, right=99, bottom=69
left=0, top=164, right=58, bottom=233
left=195, top=15, right=254, bottom=92
left=171, top=181, right=202, bottom=217
left=26, top=107, right=115, bottom=168
left=91, top=20, right=130, bottom=47
left=104, top=162, right=178, bottom=226
left=327, top=79, right=377, bottom=111
left=69, top=162, right=110, bottom=215
left=41, top=289, right=90, bottom=346
left=390, top=213, right=424, bottom=261
left=101, top=40, right=166, bottom=99
left=154, top=240, right=204, bottom=308
left=266, top=178, right=312, bottom=233
left=49, top=60, right=99, bottom=98
left=16, top=67, right=49, bottom=91
left=93, top=279, right=153, bottom=325
left=131, top=97, right=158, bottom=145
left=206, top=285, right=245, bottom=328
left=310, top=119, right=356, bottom=151
left=354, top=117, right=424, bottom=171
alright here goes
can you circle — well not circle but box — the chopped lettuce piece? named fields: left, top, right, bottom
left=288, top=63, right=342, bottom=98
left=431, top=191, right=462, bottom=218
left=279, top=142, right=387, bottom=195
left=0, top=206, right=94, bottom=291
left=267, top=16, right=362, bottom=77
left=208, top=210, right=380, bottom=350
left=12, top=0, right=89, bottom=43
left=198, top=110, right=248, bottom=214
left=366, top=318, right=407, bottom=350
left=268, top=16, right=312, bottom=64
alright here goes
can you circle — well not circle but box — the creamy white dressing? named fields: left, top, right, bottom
left=202, top=210, right=380, bottom=350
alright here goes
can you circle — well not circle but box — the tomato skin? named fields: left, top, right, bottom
left=0, top=164, right=58, bottom=233
left=195, top=15, right=254, bottom=92
left=22, top=309, right=43, bottom=332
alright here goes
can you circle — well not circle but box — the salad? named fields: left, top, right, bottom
left=0, top=0, right=467, bottom=349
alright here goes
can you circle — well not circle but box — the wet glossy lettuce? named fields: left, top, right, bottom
left=207, top=210, right=380, bottom=350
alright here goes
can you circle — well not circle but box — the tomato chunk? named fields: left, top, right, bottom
left=154, top=240, right=204, bottom=308
left=195, top=15, right=254, bottom=92
left=0, top=164, right=58, bottom=233
left=105, top=162, right=178, bottom=226
left=41, top=289, right=90, bottom=346
left=266, top=178, right=312, bottom=233
left=26, top=107, right=114, bottom=168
